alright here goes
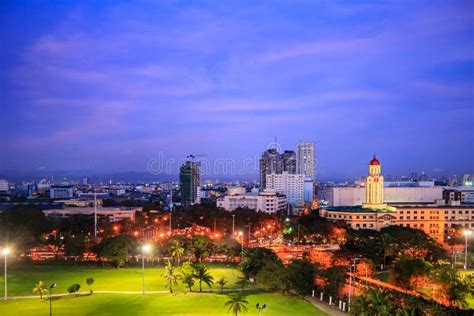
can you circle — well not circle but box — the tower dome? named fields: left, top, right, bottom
left=369, top=155, right=380, bottom=166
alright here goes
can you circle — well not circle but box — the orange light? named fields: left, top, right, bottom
left=133, top=231, right=139, bottom=236
left=267, top=224, right=271, bottom=228
left=214, top=233, right=220, bottom=238
left=154, top=219, right=158, bottom=223
left=159, top=233, right=164, bottom=238
left=113, top=225, right=119, bottom=231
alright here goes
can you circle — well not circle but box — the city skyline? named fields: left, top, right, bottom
left=1, top=1, right=473, bottom=179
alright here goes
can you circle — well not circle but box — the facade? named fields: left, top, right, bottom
left=319, top=186, right=443, bottom=207
left=180, top=160, right=201, bottom=205
left=304, top=177, right=314, bottom=203
left=50, top=185, right=74, bottom=199
left=43, top=207, right=141, bottom=222
left=266, top=171, right=305, bottom=206
left=444, top=187, right=474, bottom=204
left=296, top=141, right=315, bottom=180
left=216, top=189, right=287, bottom=213
left=0, top=179, right=9, bottom=192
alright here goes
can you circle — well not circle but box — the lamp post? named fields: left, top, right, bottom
left=348, top=258, right=359, bottom=311
left=232, top=214, right=236, bottom=237
left=49, top=283, right=56, bottom=316
left=238, top=231, right=244, bottom=254
left=464, top=230, right=472, bottom=270
left=142, top=244, right=151, bottom=295
left=2, top=248, right=9, bottom=301
left=256, top=303, right=267, bottom=316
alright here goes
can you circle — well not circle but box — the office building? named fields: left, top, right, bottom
left=50, top=185, right=74, bottom=199
left=259, top=148, right=297, bottom=189
left=0, top=179, right=9, bottom=192
left=43, top=207, right=141, bottom=222
left=217, top=189, right=287, bottom=213
left=266, top=171, right=305, bottom=206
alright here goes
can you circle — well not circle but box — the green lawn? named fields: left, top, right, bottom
left=0, top=292, right=325, bottom=315
left=460, top=271, right=474, bottom=309
left=0, top=263, right=246, bottom=296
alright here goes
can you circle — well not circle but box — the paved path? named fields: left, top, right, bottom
left=6, top=288, right=260, bottom=300
left=304, top=296, right=346, bottom=316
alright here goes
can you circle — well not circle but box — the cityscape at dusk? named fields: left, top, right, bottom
left=0, top=1, right=473, bottom=316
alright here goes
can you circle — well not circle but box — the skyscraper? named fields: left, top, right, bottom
left=259, top=148, right=297, bottom=189
left=296, top=141, right=315, bottom=180
left=180, top=160, right=201, bottom=206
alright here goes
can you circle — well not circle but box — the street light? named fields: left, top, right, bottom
left=141, top=244, right=151, bottom=295
left=232, top=214, right=236, bottom=237
left=238, top=231, right=244, bottom=253
left=463, top=230, right=472, bottom=270
left=49, top=283, right=56, bottom=316
left=2, top=247, right=10, bottom=301
left=256, top=303, right=267, bottom=316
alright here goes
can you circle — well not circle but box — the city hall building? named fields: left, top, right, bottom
left=320, top=156, right=474, bottom=243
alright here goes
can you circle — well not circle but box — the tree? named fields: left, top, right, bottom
left=169, top=239, right=185, bottom=264
left=376, top=233, right=394, bottom=269
left=67, top=283, right=81, bottom=296
left=322, top=266, right=346, bottom=299
left=224, top=293, right=249, bottom=316
left=32, top=281, right=48, bottom=299
left=64, top=234, right=86, bottom=259
left=162, top=261, right=181, bottom=293
left=179, top=261, right=196, bottom=292
left=235, top=277, right=248, bottom=292
left=239, top=247, right=280, bottom=279
left=216, top=237, right=242, bottom=262
left=393, top=255, right=433, bottom=289
left=96, top=235, right=136, bottom=268
left=86, top=278, right=94, bottom=294
left=287, top=259, right=317, bottom=296
left=193, top=263, right=214, bottom=292
left=191, top=235, right=214, bottom=262
left=256, top=260, right=290, bottom=294
left=217, top=277, right=228, bottom=293
left=433, top=265, right=470, bottom=308
left=351, top=288, right=394, bottom=316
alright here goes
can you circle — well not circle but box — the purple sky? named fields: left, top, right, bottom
left=1, top=1, right=473, bottom=180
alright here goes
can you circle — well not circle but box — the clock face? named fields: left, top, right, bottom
left=374, top=177, right=379, bottom=183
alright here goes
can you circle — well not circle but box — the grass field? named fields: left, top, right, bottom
left=0, top=263, right=246, bottom=296
left=0, top=292, right=326, bottom=316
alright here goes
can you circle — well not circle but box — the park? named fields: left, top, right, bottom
left=0, top=263, right=326, bottom=315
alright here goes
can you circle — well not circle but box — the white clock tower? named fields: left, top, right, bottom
left=362, top=155, right=387, bottom=209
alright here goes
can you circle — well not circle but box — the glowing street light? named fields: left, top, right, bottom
left=141, top=244, right=152, bottom=295
left=2, top=247, right=10, bottom=301
left=238, top=231, right=244, bottom=253
left=463, top=230, right=472, bottom=270
left=256, top=303, right=267, bottom=316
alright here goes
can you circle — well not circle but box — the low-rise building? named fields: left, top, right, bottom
left=43, top=207, right=141, bottom=222
left=217, top=189, right=287, bottom=213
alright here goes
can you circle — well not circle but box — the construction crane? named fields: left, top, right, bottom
left=186, top=154, right=207, bottom=161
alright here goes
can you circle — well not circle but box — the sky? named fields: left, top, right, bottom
left=1, top=0, right=473, bottom=180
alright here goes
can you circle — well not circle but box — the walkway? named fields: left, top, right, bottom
left=305, top=296, right=346, bottom=316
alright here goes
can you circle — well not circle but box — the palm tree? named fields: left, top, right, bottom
left=32, top=281, right=48, bottom=299
left=162, top=261, right=181, bottom=293
left=193, top=264, right=214, bottom=292
left=352, top=288, right=394, bottom=315
left=376, top=233, right=394, bottom=269
left=169, top=239, right=185, bottom=264
left=182, top=272, right=195, bottom=292
left=235, top=277, right=248, bottom=292
left=217, top=277, right=228, bottom=293
left=224, top=293, right=249, bottom=316
left=86, top=278, right=94, bottom=294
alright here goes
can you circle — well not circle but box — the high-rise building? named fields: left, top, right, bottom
left=180, top=161, right=201, bottom=205
left=259, top=148, right=297, bottom=189
left=50, top=185, right=74, bottom=199
left=296, top=141, right=315, bottom=180
left=266, top=171, right=305, bottom=206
